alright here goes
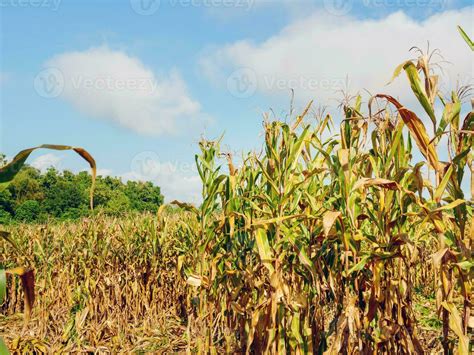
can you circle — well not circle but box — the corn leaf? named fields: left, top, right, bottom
left=255, top=228, right=274, bottom=274
left=403, top=62, right=437, bottom=127
left=0, top=269, right=5, bottom=304
left=457, top=25, right=474, bottom=51
left=323, top=211, right=341, bottom=237
left=0, top=337, right=9, bottom=355
left=6, top=267, right=35, bottom=325
left=374, top=94, right=440, bottom=171
left=441, top=302, right=469, bottom=354
left=352, top=178, right=399, bottom=192
left=434, top=165, right=453, bottom=202
left=0, top=145, right=96, bottom=209
left=433, top=199, right=466, bottom=212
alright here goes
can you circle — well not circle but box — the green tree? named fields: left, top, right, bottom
left=0, top=153, right=165, bottom=222
left=124, top=181, right=163, bottom=212
left=0, top=153, right=7, bottom=166
left=8, top=167, right=43, bottom=206
left=0, top=209, right=11, bottom=224
left=105, top=190, right=131, bottom=216
left=42, top=177, right=86, bottom=218
left=15, top=200, right=41, bottom=222
left=0, top=188, right=13, bottom=215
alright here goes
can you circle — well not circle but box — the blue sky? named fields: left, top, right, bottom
left=0, top=0, right=472, bottom=202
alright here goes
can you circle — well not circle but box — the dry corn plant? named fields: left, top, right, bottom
left=1, top=212, right=195, bottom=352
left=0, top=28, right=472, bottom=354
left=176, top=34, right=473, bottom=354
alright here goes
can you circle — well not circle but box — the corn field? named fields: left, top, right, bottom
left=1, top=41, right=473, bottom=353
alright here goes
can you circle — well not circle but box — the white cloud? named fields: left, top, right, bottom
left=201, top=8, right=473, bottom=111
left=31, top=153, right=62, bottom=172
left=122, top=157, right=202, bottom=204
left=44, top=47, right=208, bottom=136
left=96, top=168, right=113, bottom=177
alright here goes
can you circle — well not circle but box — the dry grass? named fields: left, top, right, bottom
left=0, top=212, right=460, bottom=353
left=1, top=214, right=190, bottom=353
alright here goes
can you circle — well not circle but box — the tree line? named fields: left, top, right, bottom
left=0, top=154, right=164, bottom=223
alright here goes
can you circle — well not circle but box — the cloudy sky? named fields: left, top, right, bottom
left=0, top=0, right=472, bottom=203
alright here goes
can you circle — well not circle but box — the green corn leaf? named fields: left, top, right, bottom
left=0, top=337, right=9, bottom=355
left=0, top=269, right=5, bottom=304
left=388, top=60, right=437, bottom=130
left=458, top=25, right=474, bottom=51
left=434, top=164, right=453, bottom=202
left=386, top=120, right=404, bottom=167
left=373, top=94, right=440, bottom=171
left=433, top=199, right=466, bottom=212
left=289, top=125, right=311, bottom=171
left=402, top=62, right=437, bottom=128
left=255, top=228, right=274, bottom=274
left=290, top=312, right=304, bottom=348
left=438, top=102, right=461, bottom=137
left=343, top=255, right=370, bottom=276
left=456, top=260, right=474, bottom=271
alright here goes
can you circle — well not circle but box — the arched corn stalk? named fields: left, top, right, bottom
left=0, top=145, right=95, bottom=354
